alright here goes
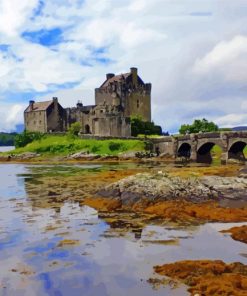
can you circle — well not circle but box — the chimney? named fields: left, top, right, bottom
left=29, top=100, right=35, bottom=111
left=77, top=100, right=83, bottom=108
left=106, top=73, right=115, bottom=80
left=130, top=67, right=138, bottom=87
left=52, top=97, right=58, bottom=104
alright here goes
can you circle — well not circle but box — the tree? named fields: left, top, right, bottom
left=179, top=118, right=219, bottom=135
left=130, top=116, right=162, bottom=137
left=67, top=122, right=82, bottom=137
left=0, top=133, right=16, bottom=146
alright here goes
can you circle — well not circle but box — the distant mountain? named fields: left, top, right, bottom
left=232, top=126, right=247, bottom=131
left=15, top=124, right=24, bottom=133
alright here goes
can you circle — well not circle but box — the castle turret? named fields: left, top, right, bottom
left=106, top=73, right=115, bottom=80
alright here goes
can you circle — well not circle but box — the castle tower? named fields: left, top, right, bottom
left=95, top=67, right=151, bottom=122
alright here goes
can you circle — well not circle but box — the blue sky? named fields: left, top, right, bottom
left=0, top=0, right=247, bottom=132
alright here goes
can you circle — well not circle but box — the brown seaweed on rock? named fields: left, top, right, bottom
left=221, top=225, right=247, bottom=244
left=153, top=260, right=247, bottom=296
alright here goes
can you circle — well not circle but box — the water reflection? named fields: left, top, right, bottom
left=0, top=164, right=246, bottom=296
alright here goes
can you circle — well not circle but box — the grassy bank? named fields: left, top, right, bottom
left=5, top=135, right=145, bottom=156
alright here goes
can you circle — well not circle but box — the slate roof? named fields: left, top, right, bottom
left=100, top=73, right=131, bottom=88
left=25, top=100, right=53, bottom=112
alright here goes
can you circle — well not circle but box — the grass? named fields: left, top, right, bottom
left=6, top=135, right=145, bottom=156
left=137, top=134, right=165, bottom=139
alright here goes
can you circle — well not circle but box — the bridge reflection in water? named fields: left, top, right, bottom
left=152, top=131, right=247, bottom=164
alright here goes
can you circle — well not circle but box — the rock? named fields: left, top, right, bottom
left=118, top=151, right=138, bottom=160
left=69, top=151, right=87, bottom=159
left=98, top=173, right=247, bottom=205
left=99, top=155, right=119, bottom=161
left=201, top=176, right=247, bottom=200
left=239, top=167, right=247, bottom=178
left=227, top=158, right=246, bottom=164
left=12, top=152, right=40, bottom=159
left=0, top=155, right=11, bottom=161
left=68, top=152, right=100, bottom=160
left=159, top=152, right=172, bottom=158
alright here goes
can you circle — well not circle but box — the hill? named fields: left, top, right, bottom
left=0, top=133, right=16, bottom=146
left=232, top=126, right=247, bottom=131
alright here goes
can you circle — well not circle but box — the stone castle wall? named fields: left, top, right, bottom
left=24, top=110, right=47, bottom=133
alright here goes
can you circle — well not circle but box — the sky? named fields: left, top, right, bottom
left=0, top=0, right=247, bottom=133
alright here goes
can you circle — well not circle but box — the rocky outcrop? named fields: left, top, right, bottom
left=239, top=166, right=247, bottom=178
left=67, top=151, right=101, bottom=160
left=98, top=172, right=247, bottom=205
left=0, top=155, right=11, bottom=161
left=9, top=152, right=40, bottom=160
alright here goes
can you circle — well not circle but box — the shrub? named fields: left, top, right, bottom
left=144, top=141, right=154, bottom=152
left=131, top=116, right=162, bottom=137
left=67, top=122, right=82, bottom=137
left=108, top=141, right=122, bottom=151
left=91, top=145, right=100, bottom=153
left=14, top=131, right=44, bottom=148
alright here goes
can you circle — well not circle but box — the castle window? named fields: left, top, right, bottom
left=34, top=121, right=36, bottom=125
left=39, top=120, right=42, bottom=124
left=100, top=110, right=104, bottom=113
left=137, top=99, right=140, bottom=108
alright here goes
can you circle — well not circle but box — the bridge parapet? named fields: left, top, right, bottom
left=150, top=136, right=173, bottom=144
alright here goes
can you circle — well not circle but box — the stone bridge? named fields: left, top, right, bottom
left=151, top=131, right=247, bottom=163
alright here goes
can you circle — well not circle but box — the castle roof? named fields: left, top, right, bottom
left=25, top=100, right=53, bottom=112
left=100, top=73, right=131, bottom=88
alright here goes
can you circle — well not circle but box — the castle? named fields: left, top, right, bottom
left=24, top=67, right=151, bottom=137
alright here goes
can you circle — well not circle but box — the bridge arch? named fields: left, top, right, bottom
left=197, top=142, right=222, bottom=163
left=177, top=143, right=191, bottom=158
left=228, top=140, right=247, bottom=161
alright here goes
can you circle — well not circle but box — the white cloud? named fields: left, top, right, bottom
left=193, top=35, right=247, bottom=82
left=215, top=114, right=247, bottom=127
left=0, top=0, right=39, bottom=36
left=0, top=0, right=247, bottom=132
left=0, top=103, right=26, bottom=132
left=128, top=0, right=146, bottom=12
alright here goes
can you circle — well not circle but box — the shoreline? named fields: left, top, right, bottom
left=2, top=157, right=247, bottom=295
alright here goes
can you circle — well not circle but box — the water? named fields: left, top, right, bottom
left=0, top=146, right=14, bottom=152
left=0, top=164, right=246, bottom=296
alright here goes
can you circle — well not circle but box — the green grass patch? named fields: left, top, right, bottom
left=212, top=145, right=247, bottom=157
left=6, top=135, right=145, bottom=156
left=211, top=145, right=222, bottom=158
left=137, top=134, right=165, bottom=139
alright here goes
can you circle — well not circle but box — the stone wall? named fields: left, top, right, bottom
left=93, top=116, right=131, bottom=137
left=46, top=101, right=65, bottom=132
left=125, top=89, right=151, bottom=122
left=24, top=110, right=47, bottom=133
